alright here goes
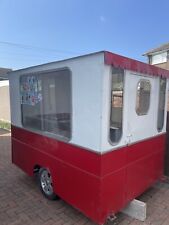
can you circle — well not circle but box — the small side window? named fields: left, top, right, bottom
left=157, top=78, right=166, bottom=132
left=109, top=68, right=124, bottom=144
left=136, top=80, right=151, bottom=115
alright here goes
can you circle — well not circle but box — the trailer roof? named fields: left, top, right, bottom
left=9, top=51, right=169, bottom=78
left=104, top=51, right=169, bottom=78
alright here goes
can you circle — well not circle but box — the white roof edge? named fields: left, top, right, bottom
left=8, top=51, right=105, bottom=76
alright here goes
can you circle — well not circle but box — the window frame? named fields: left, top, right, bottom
left=157, top=77, right=167, bottom=132
left=109, top=67, right=125, bottom=146
left=19, top=67, right=72, bottom=142
left=135, top=79, right=151, bottom=116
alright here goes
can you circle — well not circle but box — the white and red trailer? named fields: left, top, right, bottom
left=9, top=51, right=169, bottom=224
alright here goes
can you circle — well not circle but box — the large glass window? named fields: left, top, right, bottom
left=157, top=78, right=166, bottom=132
left=109, top=68, right=124, bottom=144
left=20, top=69, right=71, bottom=140
left=136, top=80, right=151, bottom=115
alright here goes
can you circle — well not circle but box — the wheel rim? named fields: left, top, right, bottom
left=40, top=170, right=53, bottom=195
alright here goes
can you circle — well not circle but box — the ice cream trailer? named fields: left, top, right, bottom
left=9, top=51, right=169, bottom=224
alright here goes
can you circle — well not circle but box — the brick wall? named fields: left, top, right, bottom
left=153, top=61, right=169, bottom=70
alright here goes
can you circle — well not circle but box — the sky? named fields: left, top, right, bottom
left=0, top=0, right=169, bottom=70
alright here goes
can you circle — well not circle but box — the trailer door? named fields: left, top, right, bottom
left=125, top=72, right=155, bottom=145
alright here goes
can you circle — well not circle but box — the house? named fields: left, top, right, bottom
left=0, top=67, right=12, bottom=80
left=143, top=42, right=169, bottom=70
left=144, top=43, right=169, bottom=176
left=143, top=43, right=169, bottom=109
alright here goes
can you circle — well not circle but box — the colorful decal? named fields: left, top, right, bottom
left=20, top=76, right=42, bottom=106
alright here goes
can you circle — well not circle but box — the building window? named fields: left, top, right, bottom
left=157, top=78, right=166, bottom=132
left=167, top=51, right=169, bottom=60
left=20, top=69, right=72, bottom=140
left=151, top=52, right=167, bottom=65
left=109, top=68, right=124, bottom=144
left=136, top=80, right=151, bottom=115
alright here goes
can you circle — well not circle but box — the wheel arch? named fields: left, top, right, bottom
left=33, top=164, right=41, bottom=175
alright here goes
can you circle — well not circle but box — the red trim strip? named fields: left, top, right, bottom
left=104, top=51, right=169, bottom=78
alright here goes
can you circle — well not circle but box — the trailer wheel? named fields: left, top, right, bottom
left=38, top=168, right=59, bottom=200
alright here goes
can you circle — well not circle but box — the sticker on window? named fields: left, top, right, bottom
left=20, top=76, right=42, bottom=106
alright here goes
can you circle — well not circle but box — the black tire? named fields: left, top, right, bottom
left=38, top=168, right=59, bottom=200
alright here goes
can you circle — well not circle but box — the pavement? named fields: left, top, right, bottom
left=1, top=129, right=169, bottom=225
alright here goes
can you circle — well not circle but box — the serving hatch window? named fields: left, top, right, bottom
left=109, top=68, right=124, bottom=144
left=136, top=80, right=151, bottom=116
left=20, top=69, right=72, bottom=140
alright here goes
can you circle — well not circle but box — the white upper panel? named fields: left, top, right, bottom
left=100, top=68, right=168, bottom=153
left=9, top=52, right=168, bottom=153
left=9, top=52, right=105, bottom=152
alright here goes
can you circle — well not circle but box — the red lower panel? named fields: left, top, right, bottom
left=11, top=126, right=165, bottom=224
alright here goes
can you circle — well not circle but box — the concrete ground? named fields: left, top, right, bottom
left=1, top=129, right=169, bottom=225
